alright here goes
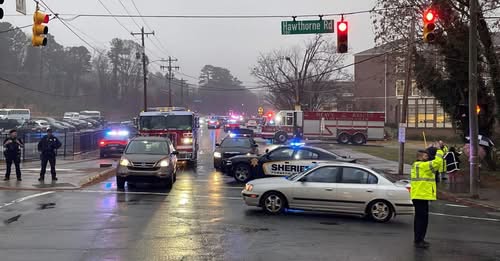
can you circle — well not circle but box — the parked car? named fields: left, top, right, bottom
left=19, top=120, right=50, bottom=132
left=39, top=117, right=69, bottom=131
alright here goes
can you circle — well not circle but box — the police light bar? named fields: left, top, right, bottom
left=290, top=142, right=305, bottom=147
left=229, top=133, right=237, bottom=138
left=107, top=130, right=129, bottom=136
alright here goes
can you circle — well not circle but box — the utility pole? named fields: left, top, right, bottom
left=180, top=78, right=186, bottom=107
left=160, top=56, right=179, bottom=107
left=469, top=0, right=479, bottom=198
left=131, top=27, right=154, bottom=112
left=398, top=17, right=416, bottom=175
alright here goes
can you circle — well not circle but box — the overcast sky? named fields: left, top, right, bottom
left=4, top=0, right=377, bottom=86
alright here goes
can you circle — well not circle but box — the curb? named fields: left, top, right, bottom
left=437, top=190, right=500, bottom=212
left=78, top=168, right=116, bottom=188
left=0, top=168, right=115, bottom=191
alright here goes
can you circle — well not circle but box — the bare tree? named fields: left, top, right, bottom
left=251, top=35, right=348, bottom=110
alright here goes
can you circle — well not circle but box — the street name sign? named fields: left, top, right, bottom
left=16, top=0, right=26, bottom=15
left=281, top=20, right=335, bottom=35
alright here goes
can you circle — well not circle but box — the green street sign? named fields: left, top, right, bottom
left=281, top=20, right=335, bottom=35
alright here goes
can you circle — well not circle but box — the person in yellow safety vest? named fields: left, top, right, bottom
left=411, top=149, right=440, bottom=249
left=435, top=144, right=446, bottom=182
left=439, top=140, right=449, bottom=154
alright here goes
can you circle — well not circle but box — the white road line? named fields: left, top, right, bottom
left=445, top=204, right=469, bottom=208
left=430, top=212, right=500, bottom=222
left=0, top=191, right=55, bottom=209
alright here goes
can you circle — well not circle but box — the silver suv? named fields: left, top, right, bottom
left=116, top=136, right=178, bottom=189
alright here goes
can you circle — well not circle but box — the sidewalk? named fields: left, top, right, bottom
left=322, top=143, right=500, bottom=211
left=0, top=158, right=116, bottom=190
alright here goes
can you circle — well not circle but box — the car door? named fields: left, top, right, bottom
left=261, top=148, right=295, bottom=176
left=290, top=166, right=340, bottom=211
left=334, top=167, right=379, bottom=214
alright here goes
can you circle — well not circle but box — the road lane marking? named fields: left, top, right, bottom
left=430, top=212, right=500, bottom=222
left=445, top=204, right=469, bottom=208
left=0, top=191, right=55, bottom=209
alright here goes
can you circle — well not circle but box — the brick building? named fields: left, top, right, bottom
left=353, top=42, right=454, bottom=136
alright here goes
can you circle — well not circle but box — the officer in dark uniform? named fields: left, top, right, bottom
left=37, top=129, right=62, bottom=181
left=3, top=129, right=24, bottom=181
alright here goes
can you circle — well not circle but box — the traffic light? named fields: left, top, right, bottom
left=0, top=0, right=4, bottom=20
left=476, top=105, right=481, bottom=115
left=423, top=9, right=437, bottom=43
left=32, top=10, right=49, bottom=46
left=337, top=20, right=348, bottom=53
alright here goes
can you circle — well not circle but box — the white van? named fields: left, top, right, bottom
left=64, top=112, right=80, bottom=120
left=79, top=110, right=101, bottom=119
left=0, top=109, right=31, bottom=123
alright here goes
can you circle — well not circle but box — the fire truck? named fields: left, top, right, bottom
left=256, top=110, right=385, bottom=145
left=138, top=107, right=199, bottom=163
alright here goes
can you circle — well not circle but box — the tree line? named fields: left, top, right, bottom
left=0, top=22, right=258, bottom=119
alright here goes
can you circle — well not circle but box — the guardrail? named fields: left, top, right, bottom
left=0, top=130, right=105, bottom=161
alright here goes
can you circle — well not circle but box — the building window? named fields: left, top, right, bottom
left=417, top=99, right=426, bottom=128
left=346, top=104, right=353, bottom=111
left=399, top=98, right=451, bottom=129
left=395, top=56, right=405, bottom=73
left=395, top=80, right=405, bottom=96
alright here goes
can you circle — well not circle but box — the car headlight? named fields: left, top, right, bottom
left=245, top=184, right=253, bottom=192
left=214, top=152, right=222, bottom=158
left=182, top=137, right=193, bottom=144
left=119, top=158, right=130, bottom=166
left=159, top=160, right=169, bottom=167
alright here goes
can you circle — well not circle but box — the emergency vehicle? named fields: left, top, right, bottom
left=256, top=110, right=385, bottom=145
left=138, top=107, right=199, bottom=163
left=224, top=144, right=356, bottom=183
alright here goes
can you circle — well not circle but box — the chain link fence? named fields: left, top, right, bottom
left=1, top=130, right=105, bottom=161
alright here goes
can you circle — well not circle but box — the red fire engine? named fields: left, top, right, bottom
left=138, top=107, right=199, bottom=163
left=256, top=110, right=385, bottom=145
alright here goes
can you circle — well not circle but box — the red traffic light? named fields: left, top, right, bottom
left=424, top=9, right=436, bottom=23
left=337, top=21, right=348, bottom=32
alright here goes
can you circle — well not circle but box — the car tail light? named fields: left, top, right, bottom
left=99, top=140, right=106, bottom=147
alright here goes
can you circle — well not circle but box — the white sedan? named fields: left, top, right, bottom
left=242, top=162, right=413, bottom=223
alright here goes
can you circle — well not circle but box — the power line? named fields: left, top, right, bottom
left=129, top=0, right=170, bottom=56
left=38, top=0, right=101, bottom=53
left=56, top=6, right=414, bottom=21
left=0, top=75, right=93, bottom=98
left=0, top=24, right=32, bottom=34
left=116, top=0, right=142, bottom=30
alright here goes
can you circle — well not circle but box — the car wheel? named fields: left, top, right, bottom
left=337, top=133, right=351, bottom=144
left=261, top=192, right=287, bottom=214
left=233, top=164, right=251, bottom=183
left=367, top=200, right=393, bottom=223
left=351, top=133, right=366, bottom=145
left=274, top=131, right=288, bottom=144
left=116, top=177, right=125, bottom=190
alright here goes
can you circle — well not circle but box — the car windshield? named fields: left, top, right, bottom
left=221, top=138, right=251, bottom=148
left=0, top=111, right=6, bottom=115
left=140, top=115, right=193, bottom=131
left=125, top=140, right=170, bottom=155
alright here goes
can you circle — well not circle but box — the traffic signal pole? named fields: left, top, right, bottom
left=131, top=27, right=154, bottom=112
left=469, top=0, right=480, bottom=198
left=398, top=16, right=415, bottom=175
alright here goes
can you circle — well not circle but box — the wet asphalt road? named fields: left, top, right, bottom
left=1, top=128, right=500, bottom=261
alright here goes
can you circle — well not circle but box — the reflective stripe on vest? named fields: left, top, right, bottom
left=413, top=162, right=435, bottom=182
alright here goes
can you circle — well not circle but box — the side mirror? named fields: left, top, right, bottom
left=215, top=143, right=220, bottom=147
left=172, top=151, right=179, bottom=155
left=253, top=144, right=259, bottom=148
left=265, top=149, right=269, bottom=153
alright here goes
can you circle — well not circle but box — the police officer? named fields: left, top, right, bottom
left=411, top=149, right=440, bottom=249
left=435, top=143, right=446, bottom=182
left=3, top=129, right=24, bottom=181
left=37, top=129, right=62, bottom=181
